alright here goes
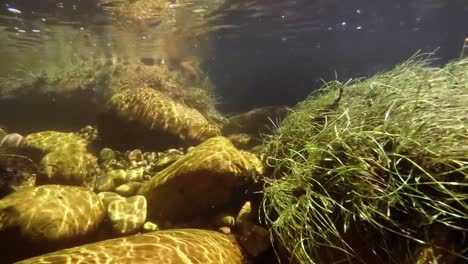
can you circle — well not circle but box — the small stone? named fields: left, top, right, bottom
left=99, top=148, right=116, bottom=161
left=212, top=214, right=236, bottom=228
left=137, top=160, right=148, bottom=167
left=166, top=148, right=183, bottom=155
left=218, top=226, right=231, bottom=234
left=125, top=168, right=144, bottom=182
left=143, top=221, right=159, bottom=232
left=108, top=195, right=147, bottom=235
left=108, top=169, right=128, bottom=185
left=0, top=133, right=24, bottom=148
left=143, top=152, right=157, bottom=163
left=115, top=182, right=143, bottom=197
left=98, top=192, right=125, bottom=209
left=187, top=146, right=195, bottom=152
left=95, top=173, right=116, bottom=192
left=95, top=169, right=127, bottom=192
left=128, top=149, right=143, bottom=161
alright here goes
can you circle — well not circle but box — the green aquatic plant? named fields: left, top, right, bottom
left=262, top=55, right=468, bottom=263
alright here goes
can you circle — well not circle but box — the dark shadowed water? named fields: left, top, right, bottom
left=0, top=0, right=467, bottom=130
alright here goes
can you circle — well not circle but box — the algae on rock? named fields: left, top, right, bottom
left=262, top=56, right=468, bottom=264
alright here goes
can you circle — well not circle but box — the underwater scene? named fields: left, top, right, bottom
left=0, top=0, right=467, bottom=263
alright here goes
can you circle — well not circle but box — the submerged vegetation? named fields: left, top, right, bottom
left=262, top=55, right=468, bottom=263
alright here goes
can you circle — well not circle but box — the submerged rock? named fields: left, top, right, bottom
left=16, top=229, right=246, bottom=264
left=17, top=131, right=98, bottom=187
left=107, top=195, right=147, bottom=235
left=98, top=191, right=126, bottom=209
left=138, top=136, right=261, bottom=226
left=114, top=181, right=143, bottom=197
left=21, top=131, right=89, bottom=155
left=99, top=147, right=116, bottom=161
left=0, top=185, right=105, bottom=261
left=0, top=133, right=23, bottom=148
left=235, top=201, right=271, bottom=257
left=39, top=144, right=97, bottom=186
left=98, top=87, right=221, bottom=151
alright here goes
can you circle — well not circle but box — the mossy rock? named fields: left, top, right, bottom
left=98, top=87, right=221, bottom=151
left=21, top=131, right=89, bottom=154
left=137, top=136, right=262, bottom=226
left=38, top=144, right=97, bottom=186
left=0, top=185, right=105, bottom=261
left=16, top=229, right=246, bottom=264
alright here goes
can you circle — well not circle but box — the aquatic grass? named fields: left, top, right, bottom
left=262, top=55, right=468, bottom=263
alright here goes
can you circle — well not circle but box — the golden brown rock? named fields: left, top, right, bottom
left=39, top=144, right=97, bottom=186
left=17, top=229, right=246, bottom=264
left=0, top=185, right=104, bottom=241
left=21, top=131, right=89, bottom=154
left=17, top=131, right=97, bottom=187
left=107, top=195, right=147, bottom=235
left=137, top=136, right=261, bottom=225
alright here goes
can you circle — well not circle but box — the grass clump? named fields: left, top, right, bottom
left=262, top=55, right=468, bottom=263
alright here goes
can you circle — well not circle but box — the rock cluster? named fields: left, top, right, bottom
left=0, top=103, right=274, bottom=263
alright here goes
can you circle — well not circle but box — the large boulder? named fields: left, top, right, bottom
left=17, top=229, right=246, bottom=264
left=98, top=87, right=221, bottom=151
left=0, top=185, right=105, bottom=262
left=137, top=136, right=262, bottom=227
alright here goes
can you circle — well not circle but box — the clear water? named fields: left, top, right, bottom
left=1, top=0, right=467, bottom=132
left=0, top=1, right=467, bottom=263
